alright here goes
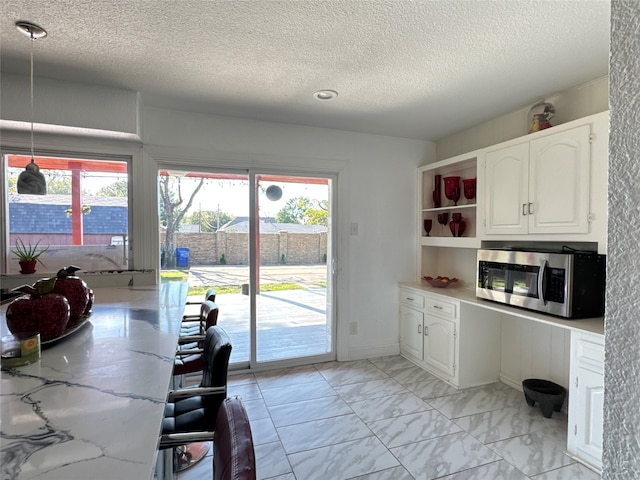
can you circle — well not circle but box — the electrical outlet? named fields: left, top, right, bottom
left=349, top=322, right=358, bottom=335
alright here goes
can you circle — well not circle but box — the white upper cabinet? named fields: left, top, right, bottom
left=484, top=125, right=592, bottom=235
left=485, top=143, right=529, bottom=234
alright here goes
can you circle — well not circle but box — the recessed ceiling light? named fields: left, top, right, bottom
left=313, top=90, right=338, bottom=101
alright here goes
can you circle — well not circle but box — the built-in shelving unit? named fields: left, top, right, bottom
left=418, top=152, right=480, bottom=248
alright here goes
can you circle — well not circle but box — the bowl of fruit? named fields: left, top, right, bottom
left=422, top=276, right=458, bottom=288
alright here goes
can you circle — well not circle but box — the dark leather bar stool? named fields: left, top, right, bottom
left=161, top=325, right=232, bottom=475
left=212, top=397, right=256, bottom=480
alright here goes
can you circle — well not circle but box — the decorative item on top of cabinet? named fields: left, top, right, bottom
left=528, top=101, right=555, bottom=133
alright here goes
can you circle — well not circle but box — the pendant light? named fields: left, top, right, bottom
left=15, top=21, right=47, bottom=195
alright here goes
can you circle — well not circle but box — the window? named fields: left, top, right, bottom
left=3, top=153, right=130, bottom=275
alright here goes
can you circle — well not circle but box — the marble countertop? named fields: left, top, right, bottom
left=1, top=283, right=188, bottom=480
left=399, top=281, right=605, bottom=336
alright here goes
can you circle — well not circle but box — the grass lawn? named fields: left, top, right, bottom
left=160, top=270, right=306, bottom=296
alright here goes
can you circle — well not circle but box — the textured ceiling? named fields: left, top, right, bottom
left=0, top=1, right=610, bottom=141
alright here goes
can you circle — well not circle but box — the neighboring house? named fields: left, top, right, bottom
left=220, top=216, right=326, bottom=234
left=8, top=194, right=128, bottom=245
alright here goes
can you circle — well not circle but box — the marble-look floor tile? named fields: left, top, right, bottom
left=368, top=355, right=417, bottom=374
left=390, top=364, right=439, bottom=386
left=260, top=379, right=335, bottom=407
left=488, top=428, right=573, bottom=476
left=350, top=392, right=431, bottom=423
left=429, top=383, right=522, bottom=419
left=531, top=462, right=601, bottom=479
left=438, top=459, right=529, bottom=479
left=454, top=405, right=552, bottom=443
left=349, top=465, right=415, bottom=480
left=315, top=359, right=390, bottom=386
left=255, top=365, right=326, bottom=389
left=391, top=431, right=500, bottom=480
left=268, top=395, right=352, bottom=427
left=243, top=397, right=271, bottom=422
left=277, top=413, right=372, bottom=453
left=368, top=409, right=463, bottom=448
left=288, top=435, right=399, bottom=480
left=404, top=376, right=459, bottom=399
left=265, top=474, right=296, bottom=480
left=334, top=377, right=408, bottom=403
left=249, top=416, right=279, bottom=445
left=228, top=381, right=263, bottom=401
left=228, top=372, right=256, bottom=386
left=254, top=441, right=292, bottom=480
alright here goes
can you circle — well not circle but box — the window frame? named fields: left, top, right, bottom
left=1, top=137, right=139, bottom=285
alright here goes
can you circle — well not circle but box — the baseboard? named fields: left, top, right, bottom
left=346, top=342, right=400, bottom=361
left=499, top=373, right=523, bottom=392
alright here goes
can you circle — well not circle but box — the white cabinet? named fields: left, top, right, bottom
left=484, top=125, right=591, bottom=235
left=567, top=331, right=604, bottom=472
left=424, top=301, right=456, bottom=377
left=399, top=289, right=425, bottom=361
left=399, top=286, right=501, bottom=388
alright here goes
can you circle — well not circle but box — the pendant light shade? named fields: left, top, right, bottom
left=15, top=21, right=47, bottom=195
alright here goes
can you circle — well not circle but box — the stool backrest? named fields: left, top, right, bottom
left=213, top=397, right=256, bottom=480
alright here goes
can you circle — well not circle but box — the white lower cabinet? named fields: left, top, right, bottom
left=399, top=286, right=501, bottom=388
left=567, top=331, right=604, bottom=471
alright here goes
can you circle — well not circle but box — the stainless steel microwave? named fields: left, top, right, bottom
left=476, top=248, right=605, bottom=318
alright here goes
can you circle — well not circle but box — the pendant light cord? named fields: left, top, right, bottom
left=30, top=31, right=35, bottom=161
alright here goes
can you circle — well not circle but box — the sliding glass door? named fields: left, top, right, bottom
left=158, top=168, right=335, bottom=368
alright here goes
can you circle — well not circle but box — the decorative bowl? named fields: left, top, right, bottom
left=422, top=276, right=458, bottom=288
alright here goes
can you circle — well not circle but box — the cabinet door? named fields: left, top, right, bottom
left=484, top=143, right=529, bottom=234
left=573, top=365, right=604, bottom=469
left=529, top=125, right=591, bottom=233
left=424, top=317, right=456, bottom=377
left=400, top=305, right=424, bottom=361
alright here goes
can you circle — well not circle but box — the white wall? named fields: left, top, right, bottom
left=604, top=2, right=640, bottom=478
left=142, top=107, right=436, bottom=360
left=1, top=74, right=141, bottom=136
left=1, top=78, right=436, bottom=361
left=435, top=76, right=609, bottom=160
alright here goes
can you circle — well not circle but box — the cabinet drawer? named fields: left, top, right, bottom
left=400, top=289, right=425, bottom=309
left=425, top=296, right=457, bottom=320
left=575, top=335, right=604, bottom=367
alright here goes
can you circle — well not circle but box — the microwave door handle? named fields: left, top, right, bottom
left=538, top=259, right=547, bottom=305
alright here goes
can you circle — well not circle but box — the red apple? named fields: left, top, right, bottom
left=6, top=285, right=70, bottom=341
left=51, top=266, right=90, bottom=325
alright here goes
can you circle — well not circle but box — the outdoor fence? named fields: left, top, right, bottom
left=161, top=230, right=327, bottom=266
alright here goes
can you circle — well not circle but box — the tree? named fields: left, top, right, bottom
left=276, top=197, right=328, bottom=226
left=183, top=210, right=234, bottom=232
left=44, top=172, right=73, bottom=194
left=95, top=180, right=128, bottom=197
left=159, top=175, right=204, bottom=268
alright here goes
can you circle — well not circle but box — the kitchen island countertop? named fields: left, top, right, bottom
left=1, top=283, right=188, bottom=480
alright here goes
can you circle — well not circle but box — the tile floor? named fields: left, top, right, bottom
left=178, top=356, right=601, bottom=480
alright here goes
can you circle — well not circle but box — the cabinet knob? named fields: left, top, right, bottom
left=528, top=202, right=534, bottom=215
left=424, top=326, right=429, bottom=336
left=522, top=203, right=528, bottom=216
left=418, top=325, right=422, bottom=334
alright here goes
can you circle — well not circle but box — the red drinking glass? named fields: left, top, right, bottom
left=463, top=178, right=476, bottom=204
left=423, top=219, right=433, bottom=236
left=443, top=176, right=460, bottom=206
left=437, top=212, right=449, bottom=234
